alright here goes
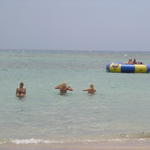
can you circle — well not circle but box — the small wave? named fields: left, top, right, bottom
left=11, top=139, right=64, bottom=144
left=0, top=138, right=125, bottom=145
left=0, top=136, right=149, bottom=145
left=10, top=138, right=125, bottom=144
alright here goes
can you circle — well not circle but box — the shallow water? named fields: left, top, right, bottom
left=0, top=50, right=150, bottom=144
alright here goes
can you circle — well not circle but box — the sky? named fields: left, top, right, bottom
left=0, top=0, right=150, bottom=51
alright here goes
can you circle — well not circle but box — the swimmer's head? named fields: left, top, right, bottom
left=61, top=83, right=67, bottom=88
left=19, top=82, right=24, bottom=87
left=90, top=84, right=94, bottom=88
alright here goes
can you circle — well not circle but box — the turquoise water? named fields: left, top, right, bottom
left=0, top=50, right=150, bottom=144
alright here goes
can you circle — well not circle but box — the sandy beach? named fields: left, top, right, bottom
left=1, top=141, right=150, bottom=150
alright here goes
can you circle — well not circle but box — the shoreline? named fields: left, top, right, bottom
left=0, top=143, right=150, bottom=150
left=1, top=141, right=150, bottom=150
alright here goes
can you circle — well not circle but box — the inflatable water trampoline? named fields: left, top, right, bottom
left=106, top=63, right=150, bottom=73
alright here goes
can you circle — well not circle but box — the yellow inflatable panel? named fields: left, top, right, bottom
left=134, top=65, right=147, bottom=73
left=109, top=63, right=121, bottom=72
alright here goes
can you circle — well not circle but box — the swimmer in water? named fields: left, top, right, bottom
left=83, top=84, right=96, bottom=94
left=127, top=58, right=133, bottom=64
left=16, top=82, right=26, bottom=97
left=55, top=83, right=73, bottom=95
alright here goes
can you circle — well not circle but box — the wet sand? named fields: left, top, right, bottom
left=1, top=141, right=150, bottom=150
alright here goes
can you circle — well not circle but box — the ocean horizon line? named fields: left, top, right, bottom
left=0, top=49, right=150, bottom=53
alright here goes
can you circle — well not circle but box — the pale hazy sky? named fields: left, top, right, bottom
left=0, top=0, right=150, bottom=51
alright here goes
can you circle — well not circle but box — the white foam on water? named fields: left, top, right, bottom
left=137, top=138, right=146, bottom=143
left=11, top=139, right=64, bottom=144
left=0, top=137, right=148, bottom=145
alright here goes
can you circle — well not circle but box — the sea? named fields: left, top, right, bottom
left=0, top=50, right=150, bottom=145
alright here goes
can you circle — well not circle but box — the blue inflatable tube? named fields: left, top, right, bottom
left=106, top=63, right=150, bottom=73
